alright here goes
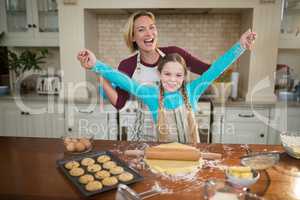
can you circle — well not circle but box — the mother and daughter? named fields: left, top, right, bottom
left=77, top=11, right=256, bottom=144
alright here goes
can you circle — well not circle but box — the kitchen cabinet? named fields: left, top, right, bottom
left=65, top=104, right=109, bottom=140
left=64, top=103, right=118, bottom=140
left=0, top=101, right=64, bottom=138
left=0, top=0, right=59, bottom=46
left=212, top=106, right=270, bottom=144
left=279, top=2, right=300, bottom=49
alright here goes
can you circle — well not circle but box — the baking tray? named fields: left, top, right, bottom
left=57, top=151, right=144, bottom=197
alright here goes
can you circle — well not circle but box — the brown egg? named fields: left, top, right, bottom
left=64, top=137, right=72, bottom=145
left=71, top=138, right=78, bottom=143
left=75, top=141, right=86, bottom=152
left=66, top=142, right=75, bottom=152
left=80, top=138, right=92, bottom=149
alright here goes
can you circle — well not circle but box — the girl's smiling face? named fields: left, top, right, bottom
left=133, top=16, right=158, bottom=53
left=159, top=61, right=185, bottom=92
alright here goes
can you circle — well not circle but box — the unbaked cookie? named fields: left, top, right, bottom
left=118, top=172, right=134, bottom=182
left=102, top=161, right=117, bottom=170
left=64, top=160, right=80, bottom=170
left=87, top=164, right=102, bottom=173
left=85, top=180, right=103, bottom=191
left=79, top=174, right=94, bottom=184
left=97, top=155, right=111, bottom=163
left=69, top=167, right=84, bottom=176
left=95, top=170, right=111, bottom=180
left=102, top=176, right=118, bottom=186
left=81, top=158, right=95, bottom=166
left=109, top=166, right=124, bottom=175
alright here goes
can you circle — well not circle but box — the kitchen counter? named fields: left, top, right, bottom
left=0, top=137, right=299, bottom=200
left=1, top=93, right=300, bottom=108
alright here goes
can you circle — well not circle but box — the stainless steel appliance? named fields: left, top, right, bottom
left=36, top=75, right=61, bottom=95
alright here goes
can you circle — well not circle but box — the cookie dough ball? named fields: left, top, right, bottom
left=81, top=158, right=95, bottom=166
left=69, top=167, right=84, bottom=177
left=95, top=170, right=111, bottom=180
left=118, top=172, right=134, bottom=182
left=97, top=155, right=111, bottom=163
left=102, top=176, right=118, bottom=186
left=109, top=166, right=124, bottom=175
left=87, top=164, right=102, bottom=173
left=85, top=180, right=103, bottom=191
left=64, top=160, right=80, bottom=170
left=79, top=174, right=94, bottom=184
left=102, top=161, right=117, bottom=170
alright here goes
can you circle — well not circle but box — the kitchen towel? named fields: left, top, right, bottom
left=231, top=72, right=239, bottom=99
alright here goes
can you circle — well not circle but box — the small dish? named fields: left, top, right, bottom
left=226, top=166, right=260, bottom=188
left=240, top=152, right=280, bottom=170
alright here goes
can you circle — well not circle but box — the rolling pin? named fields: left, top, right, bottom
left=125, top=148, right=222, bottom=160
left=145, top=147, right=201, bottom=161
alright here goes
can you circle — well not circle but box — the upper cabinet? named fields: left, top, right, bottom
left=279, top=0, right=300, bottom=49
left=0, top=0, right=59, bottom=47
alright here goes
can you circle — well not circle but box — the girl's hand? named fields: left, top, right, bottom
left=240, top=29, right=257, bottom=50
left=77, top=49, right=96, bottom=69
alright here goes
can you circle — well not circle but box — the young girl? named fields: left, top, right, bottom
left=79, top=30, right=256, bottom=143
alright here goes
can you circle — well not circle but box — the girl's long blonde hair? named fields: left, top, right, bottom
left=157, top=53, right=199, bottom=144
left=123, top=11, right=156, bottom=53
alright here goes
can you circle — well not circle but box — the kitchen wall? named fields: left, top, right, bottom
left=97, top=13, right=241, bottom=75
left=59, top=0, right=281, bottom=102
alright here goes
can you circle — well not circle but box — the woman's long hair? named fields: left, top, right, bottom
left=157, top=53, right=199, bottom=143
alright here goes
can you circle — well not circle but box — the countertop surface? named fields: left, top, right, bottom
left=0, top=137, right=299, bottom=200
left=1, top=93, right=300, bottom=108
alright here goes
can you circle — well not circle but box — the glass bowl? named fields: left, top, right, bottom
left=204, top=179, right=265, bottom=200
left=62, top=134, right=94, bottom=154
left=225, top=167, right=260, bottom=188
left=280, top=131, right=300, bottom=159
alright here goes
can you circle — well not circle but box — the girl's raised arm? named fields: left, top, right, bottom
left=187, top=30, right=256, bottom=103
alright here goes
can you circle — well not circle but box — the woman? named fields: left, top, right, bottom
left=79, top=30, right=256, bottom=143
left=78, top=11, right=211, bottom=110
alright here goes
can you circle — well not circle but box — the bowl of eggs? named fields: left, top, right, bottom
left=62, top=135, right=94, bottom=154
left=226, top=166, right=260, bottom=188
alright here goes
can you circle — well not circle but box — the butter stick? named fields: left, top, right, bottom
left=145, top=147, right=201, bottom=161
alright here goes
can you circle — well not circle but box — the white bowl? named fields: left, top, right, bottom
left=226, top=169, right=260, bottom=187
left=280, top=132, right=300, bottom=159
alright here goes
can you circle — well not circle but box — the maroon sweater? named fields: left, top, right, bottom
left=115, top=46, right=211, bottom=109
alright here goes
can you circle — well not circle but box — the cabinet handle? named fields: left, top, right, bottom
left=260, top=133, right=265, bottom=138
left=25, top=112, right=30, bottom=115
left=21, top=111, right=25, bottom=115
left=28, top=24, right=32, bottom=28
left=78, top=110, right=93, bottom=114
left=68, top=128, right=72, bottom=132
left=238, top=114, right=254, bottom=118
left=32, top=24, right=37, bottom=28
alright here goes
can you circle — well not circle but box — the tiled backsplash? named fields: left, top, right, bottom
left=97, top=13, right=242, bottom=73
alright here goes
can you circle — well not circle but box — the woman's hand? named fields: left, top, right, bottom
left=240, top=29, right=257, bottom=50
left=77, top=49, right=96, bottom=69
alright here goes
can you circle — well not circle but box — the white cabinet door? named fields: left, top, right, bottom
left=287, top=107, right=300, bottom=132
left=0, top=0, right=58, bottom=46
left=0, top=101, right=64, bottom=138
left=65, top=104, right=109, bottom=140
left=221, top=107, right=269, bottom=144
